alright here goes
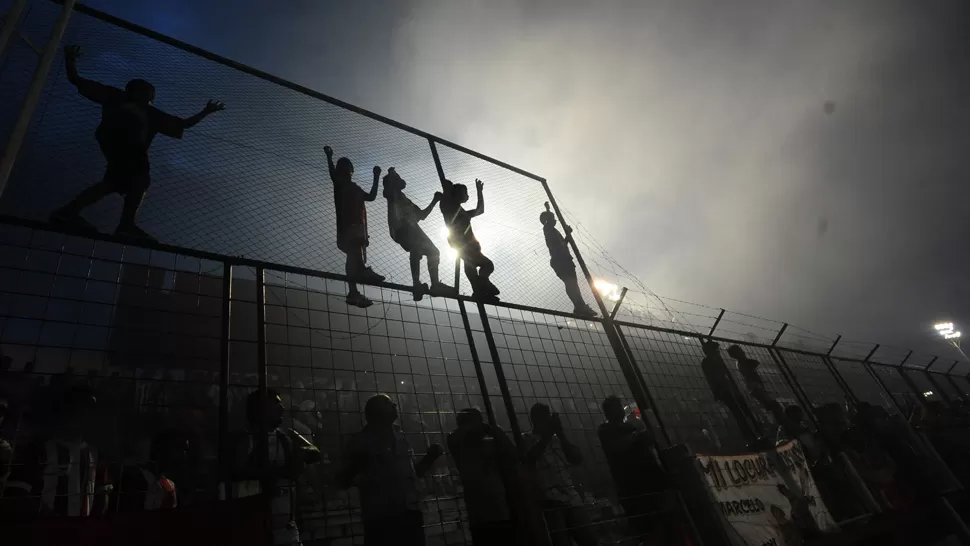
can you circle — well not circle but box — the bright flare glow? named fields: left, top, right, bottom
left=593, top=279, right=622, bottom=301
left=440, top=227, right=451, bottom=239
left=923, top=391, right=934, bottom=397
left=935, top=322, right=961, bottom=341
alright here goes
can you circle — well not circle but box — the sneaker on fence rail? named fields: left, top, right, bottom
left=473, top=291, right=499, bottom=304
left=358, top=267, right=385, bottom=284
left=114, top=223, right=157, bottom=244
left=412, top=282, right=429, bottom=302
left=49, top=209, right=99, bottom=235
left=573, top=304, right=597, bottom=319
left=346, top=292, right=374, bottom=309
left=428, top=282, right=455, bottom=298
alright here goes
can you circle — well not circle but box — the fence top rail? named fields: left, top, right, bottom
left=0, top=215, right=604, bottom=324
left=53, top=0, right=545, bottom=184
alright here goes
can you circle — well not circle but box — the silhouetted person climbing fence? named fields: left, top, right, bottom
left=700, top=341, right=761, bottom=445
left=439, top=178, right=499, bottom=301
left=49, top=44, right=225, bottom=243
left=324, top=145, right=385, bottom=308
left=382, top=168, right=453, bottom=301
left=540, top=202, right=596, bottom=318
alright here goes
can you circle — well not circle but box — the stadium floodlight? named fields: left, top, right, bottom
left=934, top=321, right=968, bottom=361
left=593, top=279, right=622, bottom=301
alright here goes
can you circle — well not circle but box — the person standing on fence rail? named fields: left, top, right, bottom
left=539, top=203, right=597, bottom=318
left=382, top=168, right=454, bottom=301
left=323, top=145, right=386, bottom=308
left=439, top=178, right=500, bottom=302
left=49, top=44, right=226, bottom=243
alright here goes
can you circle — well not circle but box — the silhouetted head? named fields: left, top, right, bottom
left=382, top=167, right=405, bottom=198
left=125, top=79, right=155, bottom=105
left=452, top=183, right=469, bottom=204
left=335, top=157, right=354, bottom=179
left=702, top=341, right=720, bottom=356
left=784, top=405, right=804, bottom=424
left=540, top=210, right=556, bottom=226
left=151, top=429, right=189, bottom=474
left=602, top=396, right=625, bottom=423
left=365, top=394, right=398, bottom=426
left=456, top=408, right=483, bottom=429
left=726, top=345, right=745, bottom=360
left=530, top=402, right=552, bottom=433
left=246, top=389, right=284, bottom=430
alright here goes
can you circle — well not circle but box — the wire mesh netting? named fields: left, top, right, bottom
left=927, top=371, right=962, bottom=403
left=868, top=364, right=923, bottom=413
left=829, top=358, right=900, bottom=414
left=0, top=221, right=222, bottom=516
left=774, top=350, right=850, bottom=409
left=475, top=306, right=672, bottom=545
left=0, top=1, right=600, bottom=317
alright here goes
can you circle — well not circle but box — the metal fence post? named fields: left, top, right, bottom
left=614, top=324, right=672, bottom=446
left=821, top=355, right=860, bottom=404
left=218, top=261, right=232, bottom=492
left=0, top=0, right=77, bottom=197
left=769, top=348, right=822, bottom=428
left=457, top=299, right=496, bottom=425
left=254, top=266, right=268, bottom=478
left=475, top=301, right=524, bottom=449
left=427, top=138, right=461, bottom=291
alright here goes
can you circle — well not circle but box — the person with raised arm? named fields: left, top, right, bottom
left=50, top=44, right=225, bottom=242
left=323, top=145, right=386, bottom=308
left=438, top=178, right=499, bottom=301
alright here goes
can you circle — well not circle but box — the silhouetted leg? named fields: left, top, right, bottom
left=409, top=252, right=422, bottom=287
left=463, top=260, right=480, bottom=289
left=117, top=187, right=147, bottom=230
left=564, top=278, right=585, bottom=309
left=345, top=247, right=372, bottom=308
left=426, top=249, right=440, bottom=286
left=55, top=180, right=114, bottom=215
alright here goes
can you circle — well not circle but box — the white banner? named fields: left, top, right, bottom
left=696, top=441, right=836, bottom=546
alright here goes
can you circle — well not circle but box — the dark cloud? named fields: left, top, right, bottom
left=85, top=0, right=970, bottom=356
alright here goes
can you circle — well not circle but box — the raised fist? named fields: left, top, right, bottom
left=433, top=191, right=443, bottom=201
left=204, top=100, right=226, bottom=113
left=475, top=179, right=484, bottom=192
left=373, top=166, right=382, bottom=177
left=323, top=146, right=333, bottom=157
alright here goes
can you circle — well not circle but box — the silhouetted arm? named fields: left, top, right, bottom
left=414, top=443, right=443, bottom=478
left=419, top=193, right=442, bottom=221
left=524, top=433, right=552, bottom=465
left=365, top=166, right=381, bottom=202
left=181, top=100, right=225, bottom=130
left=63, top=45, right=118, bottom=104
left=324, top=146, right=337, bottom=184
left=468, top=179, right=485, bottom=218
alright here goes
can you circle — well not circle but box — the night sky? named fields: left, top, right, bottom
left=36, top=0, right=970, bottom=358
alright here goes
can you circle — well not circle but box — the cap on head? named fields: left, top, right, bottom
left=382, top=167, right=405, bottom=197
left=702, top=341, right=720, bottom=354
